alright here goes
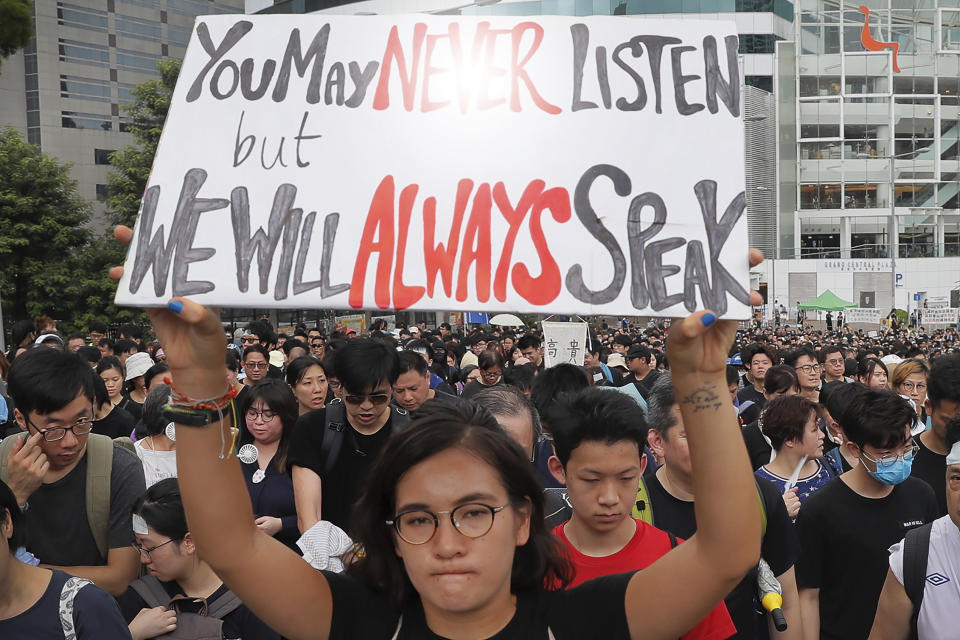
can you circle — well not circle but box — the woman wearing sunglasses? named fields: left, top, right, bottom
left=135, top=290, right=762, bottom=640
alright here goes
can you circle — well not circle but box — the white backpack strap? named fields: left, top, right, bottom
left=547, top=626, right=556, bottom=639
left=390, top=615, right=403, bottom=640
left=59, top=576, right=93, bottom=640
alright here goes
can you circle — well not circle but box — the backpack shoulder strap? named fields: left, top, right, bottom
left=903, top=521, right=933, bottom=637
left=319, top=399, right=346, bottom=478
left=85, top=434, right=114, bottom=562
left=59, top=576, right=93, bottom=640
left=0, top=432, right=23, bottom=484
left=667, top=531, right=678, bottom=549
left=205, top=588, right=244, bottom=619
left=737, top=400, right=755, bottom=415
left=131, top=575, right=173, bottom=609
left=753, top=479, right=768, bottom=538
left=112, top=436, right=136, bottom=454
left=391, top=405, right=411, bottom=430
left=632, top=477, right=654, bottom=526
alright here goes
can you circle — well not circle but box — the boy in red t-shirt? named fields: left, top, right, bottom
left=546, top=389, right=736, bottom=640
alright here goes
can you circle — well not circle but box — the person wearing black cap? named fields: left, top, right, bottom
left=619, top=345, right=660, bottom=401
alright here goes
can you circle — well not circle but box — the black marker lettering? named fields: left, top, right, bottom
left=186, top=21, right=253, bottom=102
left=671, top=45, right=704, bottom=116
left=704, top=35, right=740, bottom=117
left=345, top=61, right=379, bottom=108
left=693, top=179, right=750, bottom=314
left=570, top=24, right=596, bottom=112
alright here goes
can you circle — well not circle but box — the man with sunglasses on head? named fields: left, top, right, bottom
left=0, top=348, right=144, bottom=596
left=288, top=338, right=406, bottom=534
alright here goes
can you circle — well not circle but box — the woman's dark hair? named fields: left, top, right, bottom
left=96, top=355, right=124, bottom=378
left=760, top=395, right=818, bottom=451
left=857, top=357, right=889, bottom=383
left=77, top=345, right=102, bottom=366
left=238, top=379, right=298, bottom=473
left=503, top=362, right=537, bottom=393
left=0, top=479, right=26, bottom=553
left=285, top=356, right=324, bottom=387
left=92, top=373, right=110, bottom=407
left=477, top=349, right=505, bottom=372
left=348, top=403, right=573, bottom=602
left=133, top=477, right=188, bottom=541
left=459, top=364, right=479, bottom=385
left=226, top=349, right=241, bottom=373
left=142, top=384, right=172, bottom=436
left=763, top=365, right=800, bottom=395
left=143, top=362, right=170, bottom=391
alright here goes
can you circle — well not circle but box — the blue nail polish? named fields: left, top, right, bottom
left=701, top=312, right=717, bottom=327
left=167, top=300, right=184, bottom=314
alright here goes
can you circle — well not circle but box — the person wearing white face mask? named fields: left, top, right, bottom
left=796, top=388, right=938, bottom=640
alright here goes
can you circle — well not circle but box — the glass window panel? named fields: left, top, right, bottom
left=852, top=217, right=891, bottom=258
left=801, top=216, right=841, bottom=257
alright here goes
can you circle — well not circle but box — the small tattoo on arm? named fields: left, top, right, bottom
left=680, top=386, right=724, bottom=413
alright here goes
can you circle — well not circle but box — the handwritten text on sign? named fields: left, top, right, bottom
left=115, top=15, right=750, bottom=318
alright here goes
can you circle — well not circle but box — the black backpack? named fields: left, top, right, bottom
left=131, top=575, right=242, bottom=640
left=314, top=398, right=410, bottom=477
left=902, top=521, right=934, bottom=640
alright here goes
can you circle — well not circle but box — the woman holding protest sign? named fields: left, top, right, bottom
left=110, top=226, right=764, bottom=640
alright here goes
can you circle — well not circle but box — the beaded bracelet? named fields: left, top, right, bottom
left=163, top=377, right=238, bottom=410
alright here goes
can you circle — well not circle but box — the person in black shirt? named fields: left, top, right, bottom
left=618, top=345, right=660, bottom=401
left=646, top=373, right=801, bottom=640
left=796, top=388, right=938, bottom=640
left=288, top=338, right=402, bottom=533
left=146, top=287, right=764, bottom=640
left=912, top=354, right=960, bottom=516
left=737, top=343, right=776, bottom=411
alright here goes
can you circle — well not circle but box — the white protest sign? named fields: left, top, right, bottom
left=542, top=321, right=588, bottom=368
left=335, top=313, right=366, bottom=333
left=842, top=308, right=882, bottom=324
left=921, top=307, right=959, bottom=325
left=115, top=15, right=750, bottom=318
left=371, top=314, right=396, bottom=330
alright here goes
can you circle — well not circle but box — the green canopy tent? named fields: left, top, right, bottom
left=798, top=290, right=857, bottom=311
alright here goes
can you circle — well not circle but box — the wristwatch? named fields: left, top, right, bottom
left=162, top=403, right=233, bottom=427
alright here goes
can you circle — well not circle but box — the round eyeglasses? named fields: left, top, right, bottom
left=859, top=440, right=919, bottom=469
left=386, top=503, right=506, bottom=545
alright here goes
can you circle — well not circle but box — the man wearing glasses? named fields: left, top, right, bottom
left=796, top=388, right=938, bottom=640
left=289, top=338, right=406, bottom=534
left=818, top=345, right=851, bottom=384
left=0, top=348, right=144, bottom=596
left=785, top=346, right=822, bottom=403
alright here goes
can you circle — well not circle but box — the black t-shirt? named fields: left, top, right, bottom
left=117, top=578, right=280, bottom=640
left=460, top=379, right=501, bottom=399
left=118, top=395, right=143, bottom=422
left=618, top=369, right=660, bottom=401
left=911, top=436, right=947, bottom=517
left=324, top=570, right=632, bottom=639
left=25, top=444, right=145, bottom=566
left=0, top=569, right=131, bottom=639
left=92, top=406, right=136, bottom=440
left=644, top=472, right=796, bottom=640
left=795, top=476, right=938, bottom=640
left=287, top=409, right=395, bottom=531
left=736, top=385, right=765, bottom=409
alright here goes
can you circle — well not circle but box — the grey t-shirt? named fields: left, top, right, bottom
left=26, top=444, right=145, bottom=566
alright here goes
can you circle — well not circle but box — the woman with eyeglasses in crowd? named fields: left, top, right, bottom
left=238, top=380, right=300, bottom=552
left=133, top=265, right=763, bottom=640
left=118, top=478, right=279, bottom=640
left=459, top=349, right=506, bottom=399
left=891, top=359, right=929, bottom=430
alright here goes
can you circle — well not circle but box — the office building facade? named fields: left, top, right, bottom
left=0, top=0, right=243, bottom=215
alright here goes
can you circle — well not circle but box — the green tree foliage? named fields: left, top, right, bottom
left=0, top=0, right=33, bottom=73
left=0, top=127, right=91, bottom=323
left=0, top=128, right=145, bottom=339
left=107, top=58, right=181, bottom=228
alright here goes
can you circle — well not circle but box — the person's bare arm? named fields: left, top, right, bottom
left=798, top=587, right=820, bottom=640
left=45, top=547, right=140, bottom=596
left=292, top=466, right=323, bottom=533
left=107, top=228, right=336, bottom=640
left=623, top=304, right=762, bottom=640
left=770, top=567, right=803, bottom=640
left=868, top=569, right=912, bottom=640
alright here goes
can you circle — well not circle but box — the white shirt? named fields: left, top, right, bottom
left=134, top=439, right=178, bottom=487
left=889, top=515, right=960, bottom=640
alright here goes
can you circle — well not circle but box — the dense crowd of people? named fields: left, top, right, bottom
left=0, top=283, right=959, bottom=639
